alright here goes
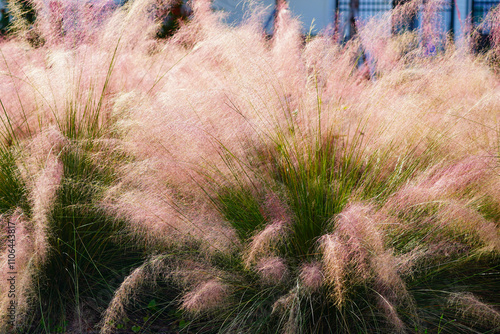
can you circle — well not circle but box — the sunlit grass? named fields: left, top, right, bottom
left=0, top=0, right=499, bottom=333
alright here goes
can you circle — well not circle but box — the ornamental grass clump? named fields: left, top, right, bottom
left=0, top=0, right=499, bottom=333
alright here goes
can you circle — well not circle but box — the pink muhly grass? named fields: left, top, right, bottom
left=371, top=251, right=407, bottom=294
left=32, top=0, right=68, bottom=45
left=448, top=292, right=500, bottom=329
left=272, top=289, right=298, bottom=315
left=169, top=259, right=225, bottom=290
left=334, top=204, right=386, bottom=278
left=376, top=293, right=406, bottom=333
left=101, top=187, right=192, bottom=249
left=394, top=245, right=428, bottom=277
left=421, top=0, right=448, bottom=54
left=382, top=158, right=499, bottom=252
left=0, top=1, right=499, bottom=331
left=320, top=204, right=409, bottom=306
left=100, top=255, right=175, bottom=334
left=181, top=279, right=230, bottom=314
left=102, top=183, right=239, bottom=255
left=100, top=0, right=160, bottom=51
left=244, top=220, right=289, bottom=269
left=422, top=158, right=489, bottom=194
left=191, top=0, right=219, bottom=27
left=273, top=0, right=302, bottom=64
left=357, top=8, right=403, bottom=75
left=101, top=257, right=225, bottom=333
left=319, top=234, right=348, bottom=306
left=336, top=204, right=385, bottom=251
left=111, top=65, right=267, bottom=197
left=18, top=128, right=65, bottom=263
left=391, top=0, right=421, bottom=32
left=299, top=262, right=324, bottom=291
left=386, top=157, right=490, bottom=212
left=371, top=250, right=414, bottom=330
left=19, top=0, right=116, bottom=47
left=30, top=156, right=63, bottom=261
left=183, top=205, right=240, bottom=256
left=169, top=0, right=228, bottom=48
left=487, top=5, right=500, bottom=56
left=271, top=0, right=306, bottom=105
left=436, top=200, right=500, bottom=251
left=370, top=251, right=414, bottom=327
left=262, top=192, right=292, bottom=223
left=256, top=257, right=289, bottom=285
left=100, top=262, right=150, bottom=334
left=21, top=127, right=66, bottom=167
left=271, top=289, right=302, bottom=334
left=395, top=241, right=470, bottom=278
left=18, top=128, right=65, bottom=186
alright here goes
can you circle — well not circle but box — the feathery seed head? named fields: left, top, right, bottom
left=299, top=262, right=324, bottom=291
left=256, top=257, right=289, bottom=285
left=319, top=234, right=348, bottom=306
left=244, top=220, right=289, bottom=268
left=181, top=279, right=230, bottom=314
